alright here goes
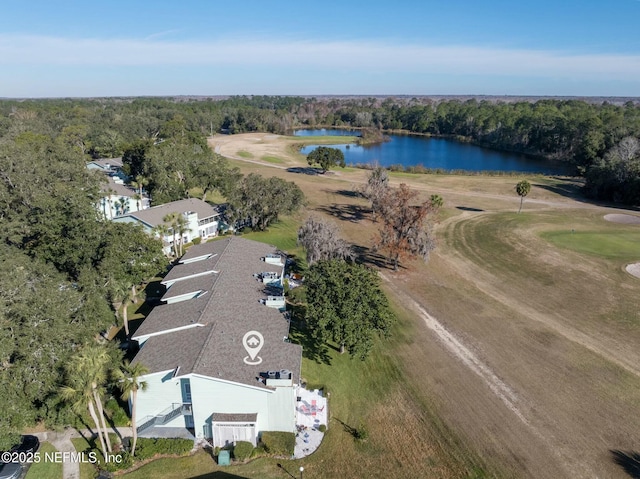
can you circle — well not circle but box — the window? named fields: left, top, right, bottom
left=184, top=382, right=192, bottom=403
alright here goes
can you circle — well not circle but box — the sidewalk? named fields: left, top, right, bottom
left=34, top=427, right=134, bottom=479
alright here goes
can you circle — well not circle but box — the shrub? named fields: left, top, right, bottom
left=192, top=237, right=202, bottom=245
left=252, top=444, right=267, bottom=458
left=107, top=433, right=122, bottom=451
left=100, top=451, right=133, bottom=472
left=105, top=398, right=131, bottom=427
left=318, top=424, right=327, bottom=433
left=134, top=438, right=193, bottom=460
left=354, top=423, right=368, bottom=442
left=233, top=441, right=254, bottom=461
left=260, top=431, right=295, bottom=456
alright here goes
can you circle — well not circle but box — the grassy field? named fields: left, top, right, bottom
left=228, top=149, right=640, bottom=477
left=118, top=134, right=640, bottom=477
left=226, top=149, right=640, bottom=475
left=542, top=229, right=640, bottom=260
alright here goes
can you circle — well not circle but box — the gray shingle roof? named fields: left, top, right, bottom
left=211, top=413, right=257, bottom=423
left=125, top=198, right=219, bottom=228
left=132, top=325, right=212, bottom=375
left=132, top=237, right=301, bottom=389
left=179, top=238, right=231, bottom=263
left=161, top=240, right=230, bottom=285
left=132, top=293, right=211, bottom=340
left=161, top=272, right=218, bottom=302
left=100, top=176, right=137, bottom=197
left=89, top=157, right=123, bottom=169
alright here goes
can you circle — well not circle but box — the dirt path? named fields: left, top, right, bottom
left=381, top=272, right=572, bottom=478
left=380, top=273, right=533, bottom=428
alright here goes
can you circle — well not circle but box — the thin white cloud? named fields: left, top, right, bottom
left=2, top=34, right=640, bottom=79
left=144, top=30, right=183, bottom=41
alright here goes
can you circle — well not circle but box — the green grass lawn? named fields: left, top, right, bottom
left=71, top=437, right=98, bottom=479
left=237, top=150, right=254, bottom=158
left=24, top=442, right=62, bottom=479
left=242, top=216, right=306, bottom=261
left=541, top=230, right=640, bottom=260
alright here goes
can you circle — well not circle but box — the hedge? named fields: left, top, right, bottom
left=260, top=432, right=295, bottom=456
left=233, top=441, right=254, bottom=461
left=134, top=438, right=194, bottom=461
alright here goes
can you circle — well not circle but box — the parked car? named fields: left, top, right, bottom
left=0, top=462, right=22, bottom=479
left=11, top=435, right=39, bottom=455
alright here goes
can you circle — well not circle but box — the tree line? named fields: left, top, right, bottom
left=2, top=96, right=639, bottom=204
left=0, top=99, right=305, bottom=449
left=0, top=131, right=166, bottom=448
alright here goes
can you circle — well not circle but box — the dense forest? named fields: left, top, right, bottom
left=0, top=95, right=638, bottom=445
left=1, top=95, right=639, bottom=202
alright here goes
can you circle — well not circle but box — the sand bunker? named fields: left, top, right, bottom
left=604, top=214, right=640, bottom=225
left=626, top=263, right=640, bottom=279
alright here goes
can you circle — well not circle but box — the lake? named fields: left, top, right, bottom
left=295, top=129, right=571, bottom=175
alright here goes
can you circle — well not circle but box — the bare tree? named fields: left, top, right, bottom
left=612, top=137, right=639, bottom=163
left=297, top=216, right=354, bottom=266
left=360, top=166, right=389, bottom=221
left=374, top=183, right=436, bottom=270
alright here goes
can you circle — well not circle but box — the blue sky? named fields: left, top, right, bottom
left=1, top=0, right=639, bottom=97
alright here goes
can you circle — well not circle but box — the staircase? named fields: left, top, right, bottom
left=137, top=403, right=191, bottom=434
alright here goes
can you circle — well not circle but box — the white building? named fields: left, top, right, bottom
left=100, top=176, right=149, bottom=219
left=113, top=198, right=220, bottom=255
left=130, top=237, right=300, bottom=446
left=88, top=157, right=150, bottom=218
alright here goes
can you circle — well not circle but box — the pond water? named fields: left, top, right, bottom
left=295, top=129, right=571, bottom=175
left=293, top=128, right=361, bottom=137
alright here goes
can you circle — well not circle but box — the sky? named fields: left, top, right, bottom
left=1, top=0, right=640, bottom=98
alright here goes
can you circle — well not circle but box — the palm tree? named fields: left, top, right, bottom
left=101, top=196, right=109, bottom=219
left=131, top=175, right=149, bottom=204
left=74, top=346, right=113, bottom=453
left=117, top=197, right=128, bottom=216
left=162, top=213, right=180, bottom=257
left=516, top=180, right=531, bottom=213
left=113, top=361, right=149, bottom=457
left=61, top=346, right=113, bottom=456
left=113, top=280, right=132, bottom=338
left=152, top=223, right=172, bottom=256
left=60, top=374, right=109, bottom=458
left=105, top=188, right=116, bottom=220
left=429, top=194, right=444, bottom=210
left=133, top=175, right=148, bottom=197
left=163, top=213, right=191, bottom=257
left=175, top=215, right=191, bottom=256
left=132, top=193, right=142, bottom=212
